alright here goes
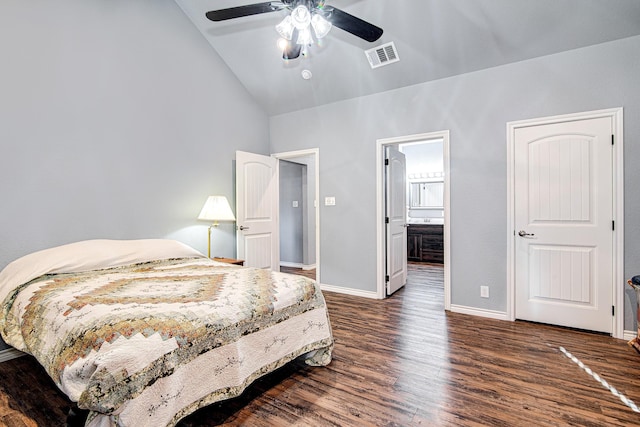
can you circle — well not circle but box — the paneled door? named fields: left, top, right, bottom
left=514, top=116, right=613, bottom=333
left=385, top=146, right=407, bottom=295
left=235, top=151, right=279, bottom=270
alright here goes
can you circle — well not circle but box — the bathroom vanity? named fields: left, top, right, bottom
left=407, top=222, right=444, bottom=264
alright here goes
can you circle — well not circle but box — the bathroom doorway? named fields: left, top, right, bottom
left=376, top=131, right=450, bottom=309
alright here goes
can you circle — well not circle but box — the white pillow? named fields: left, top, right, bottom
left=0, top=239, right=204, bottom=303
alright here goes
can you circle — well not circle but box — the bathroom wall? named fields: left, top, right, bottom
left=401, top=140, right=444, bottom=220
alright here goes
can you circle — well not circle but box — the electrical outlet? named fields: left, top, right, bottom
left=480, top=286, right=489, bottom=298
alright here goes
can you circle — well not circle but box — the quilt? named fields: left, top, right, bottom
left=0, top=239, right=333, bottom=426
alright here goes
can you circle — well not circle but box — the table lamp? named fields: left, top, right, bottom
left=197, top=195, right=236, bottom=258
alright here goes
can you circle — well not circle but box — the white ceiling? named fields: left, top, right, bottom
left=175, top=0, right=640, bottom=116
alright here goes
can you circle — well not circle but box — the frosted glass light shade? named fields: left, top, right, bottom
left=198, top=196, right=235, bottom=222
left=296, top=27, right=313, bottom=45
left=311, top=14, right=331, bottom=38
left=276, top=15, right=294, bottom=40
left=291, top=5, right=311, bottom=30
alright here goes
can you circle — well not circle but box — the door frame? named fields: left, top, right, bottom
left=376, top=130, right=451, bottom=309
left=272, top=148, right=321, bottom=284
left=506, top=108, right=624, bottom=338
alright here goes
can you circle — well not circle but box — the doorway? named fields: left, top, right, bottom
left=273, top=149, right=320, bottom=283
left=376, top=131, right=451, bottom=309
left=234, top=149, right=319, bottom=282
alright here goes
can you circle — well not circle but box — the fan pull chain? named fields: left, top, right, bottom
left=559, top=346, right=640, bottom=413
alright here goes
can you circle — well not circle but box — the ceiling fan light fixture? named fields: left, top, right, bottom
left=275, top=15, right=294, bottom=40
left=296, top=27, right=314, bottom=45
left=291, top=5, right=311, bottom=30
left=311, top=14, right=331, bottom=39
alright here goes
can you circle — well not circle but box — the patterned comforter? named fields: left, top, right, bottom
left=0, top=240, right=333, bottom=427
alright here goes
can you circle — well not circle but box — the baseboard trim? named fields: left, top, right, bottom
left=0, top=348, right=24, bottom=363
left=320, top=283, right=379, bottom=299
left=280, top=262, right=316, bottom=270
left=450, top=307, right=637, bottom=340
left=450, top=304, right=509, bottom=321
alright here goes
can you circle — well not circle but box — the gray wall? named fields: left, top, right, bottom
left=402, top=140, right=444, bottom=220
left=279, top=160, right=304, bottom=264
left=402, top=141, right=444, bottom=175
left=270, top=36, right=640, bottom=329
left=0, top=1, right=269, bottom=349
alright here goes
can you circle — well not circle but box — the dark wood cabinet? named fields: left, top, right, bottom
left=407, top=224, right=443, bottom=263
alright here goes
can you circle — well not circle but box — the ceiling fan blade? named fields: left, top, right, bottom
left=324, top=6, right=383, bottom=42
left=206, top=2, right=282, bottom=22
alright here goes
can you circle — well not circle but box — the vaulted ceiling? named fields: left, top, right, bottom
left=176, top=0, right=640, bottom=116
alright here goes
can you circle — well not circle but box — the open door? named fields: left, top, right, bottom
left=386, top=146, right=407, bottom=295
left=235, top=151, right=279, bottom=270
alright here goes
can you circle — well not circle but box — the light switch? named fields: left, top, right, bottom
left=292, top=201, right=298, bottom=208
left=324, top=196, right=336, bottom=206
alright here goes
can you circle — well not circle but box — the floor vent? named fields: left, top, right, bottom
left=365, top=42, right=399, bottom=69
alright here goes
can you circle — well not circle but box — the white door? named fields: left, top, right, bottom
left=514, top=117, right=613, bottom=333
left=236, top=151, right=280, bottom=270
left=386, top=146, right=407, bottom=295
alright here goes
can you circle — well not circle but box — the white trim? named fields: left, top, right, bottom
left=280, top=261, right=317, bottom=270
left=0, top=348, right=24, bottom=363
left=320, top=283, right=379, bottom=299
left=450, top=305, right=509, bottom=321
left=375, top=130, right=451, bottom=309
left=624, top=330, right=637, bottom=342
left=506, top=108, right=624, bottom=338
left=272, top=148, right=321, bottom=284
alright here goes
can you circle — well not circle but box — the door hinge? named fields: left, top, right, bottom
left=385, top=217, right=389, bottom=224
left=612, top=134, right=614, bottom=145
left=385, top=158, right=389, bottom=166
left=612, top=220, right=615, bottom=231
left=385, top=275, right=390, bottom=282
left=612, top=305, right=615, bottom=316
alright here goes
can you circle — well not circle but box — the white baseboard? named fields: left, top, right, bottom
left=450, top=304, right=509, bottom=321
left=451, top=306, right=638, bottom=341
left=280, top=262, right=316, bottom=270
left=0, top=348, right=24, bottom=363
left=319, top=283, right=379, bottom=299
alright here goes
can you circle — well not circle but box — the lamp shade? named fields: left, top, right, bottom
left=198, top=196, right=236, bottom=222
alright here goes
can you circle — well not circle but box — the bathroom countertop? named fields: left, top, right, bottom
left=407, top=218, right=444, bottom=225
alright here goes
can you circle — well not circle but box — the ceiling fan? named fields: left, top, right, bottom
left=206, top=0, right=383, bottom=60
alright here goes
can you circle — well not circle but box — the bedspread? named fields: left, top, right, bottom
left=0, top=255, right=333, bottom=426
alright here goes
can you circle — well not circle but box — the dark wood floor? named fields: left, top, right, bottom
left=2, top=262, right=640, bottom=426
left=280, top=265, right=316, bottom=279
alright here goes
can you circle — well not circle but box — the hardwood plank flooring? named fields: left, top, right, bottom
left=280, top=266, right=316, bottom=280
left=2, top=262, right=640, bottom=426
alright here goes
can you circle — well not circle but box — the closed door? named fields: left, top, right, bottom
left=514, top=116, right=613, bottom=333
left=235, top=151, right=279, bottom=270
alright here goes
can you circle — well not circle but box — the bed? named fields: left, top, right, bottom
left=0, top=239, right=333, bottom=426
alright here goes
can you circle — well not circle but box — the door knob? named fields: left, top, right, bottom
left=239, top=225, right=250, bottom=231
left=518, top=230, right=535, bottom=237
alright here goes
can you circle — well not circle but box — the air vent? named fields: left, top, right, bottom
left=365, top=42, right=399, bottom=69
